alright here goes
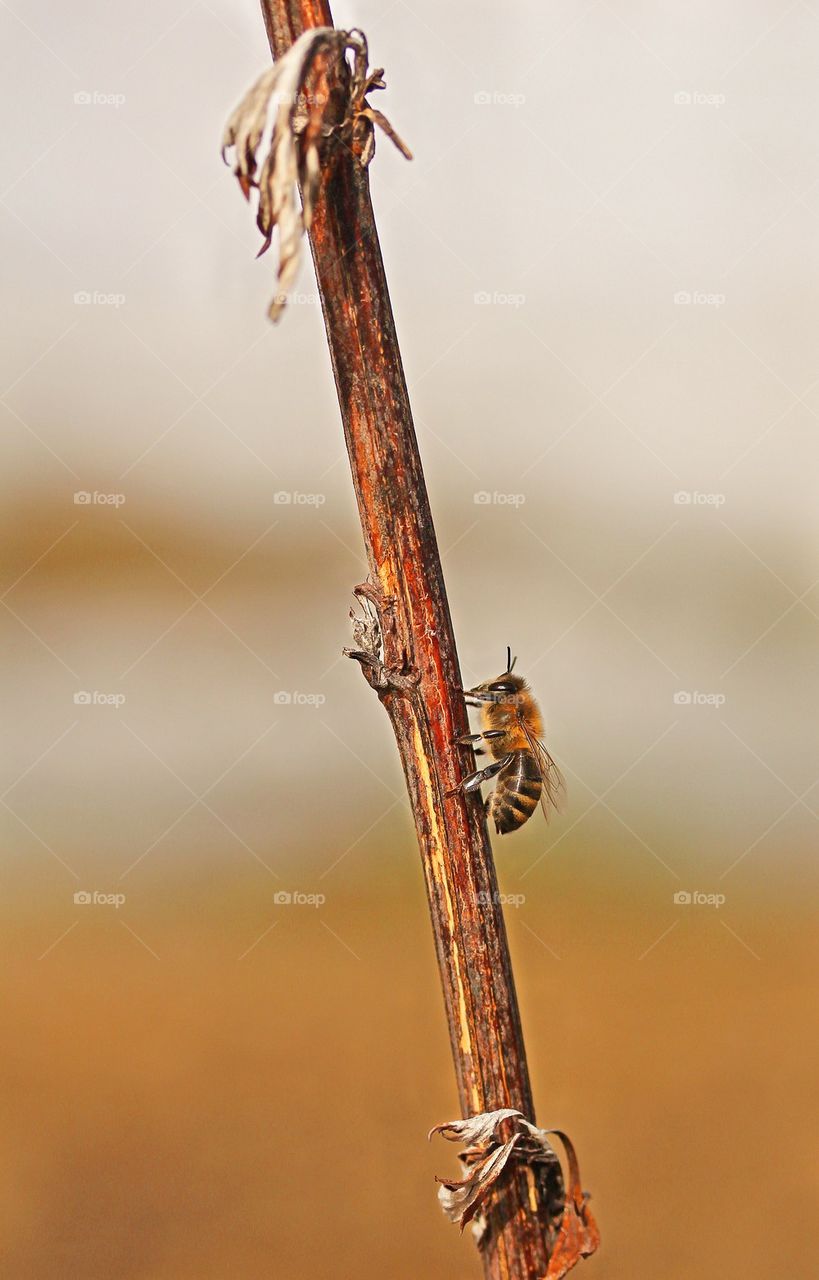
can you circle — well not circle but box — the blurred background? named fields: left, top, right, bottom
left=2, top=1, right=818, bottom=1276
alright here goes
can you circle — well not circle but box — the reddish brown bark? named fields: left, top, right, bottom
left=258, top=4, right=566, bottom=1276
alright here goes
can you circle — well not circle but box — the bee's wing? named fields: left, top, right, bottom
left=517, top=716, right=567, bottom=821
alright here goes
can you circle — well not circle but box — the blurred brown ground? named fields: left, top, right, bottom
left=1, top=836, right=816, bottom=1279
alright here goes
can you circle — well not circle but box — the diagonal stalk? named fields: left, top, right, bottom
left=254, top=4, right=572, bottom=1275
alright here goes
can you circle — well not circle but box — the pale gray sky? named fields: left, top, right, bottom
left=2, top=0, right=818, bottom=891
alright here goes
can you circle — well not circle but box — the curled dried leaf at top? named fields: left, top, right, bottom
left=222, top=26, right=411, bottom=321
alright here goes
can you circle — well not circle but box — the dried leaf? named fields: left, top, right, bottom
left=544, top=1131, right=601, bottom=1280
left=431, top=1109, right=600, bottom=1278
left=222, top=26, right=411, bottom=321
left=360, top=105, right=413, bottom=161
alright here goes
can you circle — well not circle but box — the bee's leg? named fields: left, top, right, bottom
left=455, top=685, right=501, bottom=704
left=451, top=729, right=507, bottom=746
left=447, top=754, right=514, bottom=797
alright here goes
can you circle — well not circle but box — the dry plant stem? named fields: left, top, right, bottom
left=260, top=3, right=557, bottom=1275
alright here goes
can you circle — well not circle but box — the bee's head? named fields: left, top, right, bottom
left=481, top=648, right=525, bottom=697
left=484, top=671, right=526, bottom=696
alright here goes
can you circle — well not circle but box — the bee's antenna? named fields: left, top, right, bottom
left=506, top=646, right=517, bottom=673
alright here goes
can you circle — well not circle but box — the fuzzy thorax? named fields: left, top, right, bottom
left=479, top=674, right=544, bottom=758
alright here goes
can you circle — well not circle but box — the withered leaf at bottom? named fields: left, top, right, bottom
left=430, top=1109, right=600, bottom=1279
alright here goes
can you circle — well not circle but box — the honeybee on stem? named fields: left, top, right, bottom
left=451, top=648, right=566, bottom=834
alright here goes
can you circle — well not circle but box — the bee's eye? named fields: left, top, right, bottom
left=488, top=680, right=516, bottom=693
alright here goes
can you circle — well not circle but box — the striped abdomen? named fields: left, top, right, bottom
left=489, top=749, right=542, bottom=834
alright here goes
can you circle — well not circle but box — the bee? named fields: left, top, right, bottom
left=451, top=648, right=566, bottom=834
